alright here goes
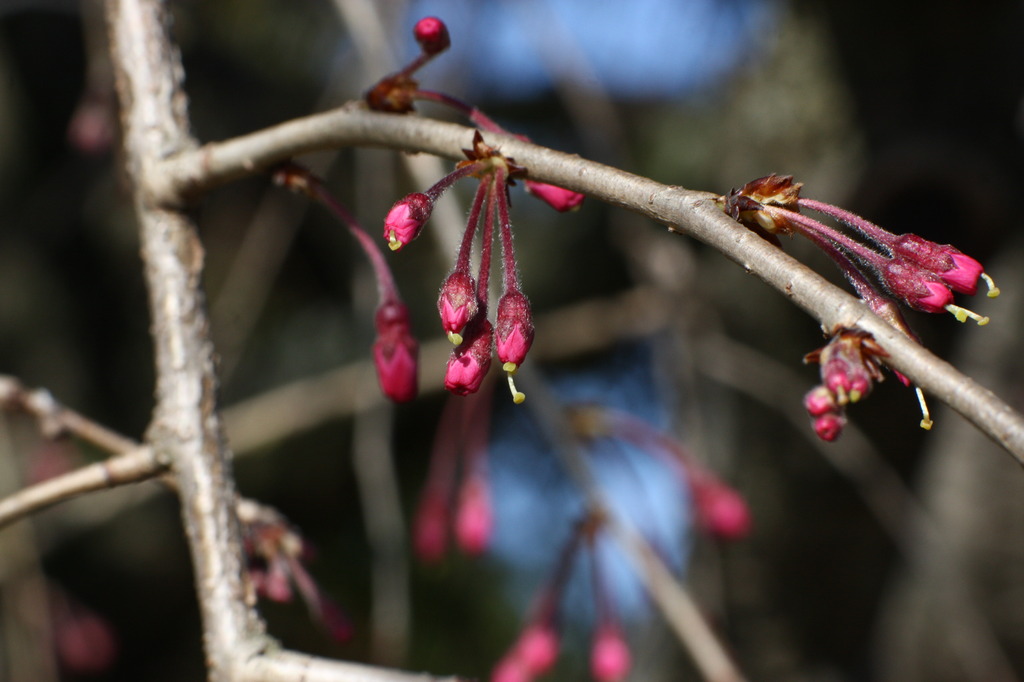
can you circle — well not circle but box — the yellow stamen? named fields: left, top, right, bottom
left=982, top=273, right=1000, bottom=298
left=387, top=231, right=401, bottom=251
left=945, top=304, right=989, bottom=326
left=447, top=331, right=463, bottom=345
left=916, top=387, right=933, bottom=430
left=505, top=365, right=525, bottom=404
left=848, top=389, right=862, bottom=403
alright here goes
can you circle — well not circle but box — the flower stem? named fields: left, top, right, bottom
left=414, top=89, right=507, bottom=134
left=494, top=165, right=520, bottom=292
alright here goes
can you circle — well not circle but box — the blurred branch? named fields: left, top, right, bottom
left=239, top=650, right=467, bottom=682
left=154, top=108, right=1024, bottom=465
left=0, top=375, right=166, bottom=529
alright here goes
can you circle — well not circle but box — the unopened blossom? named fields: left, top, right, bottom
left=890, top=234, right=989, bottom=295
left=455, top=474, right=493, bottom=555
left=525, top=180, right=585, bottom=212
left=384, top=192, right=433, bottom=251
left=444, top=317, right=494, bottom=396
left=693, top=481, right=752, bottom=541
left=813, top=412, right=846, bottom=442
left=492, top=655, right=531, bottom=682
left=874, top=260, right=956, bottom=315
left=495, top=290, right=535, bottom=368
left=438, top=270, right=479, bottom=344
left=590, top=625, right=632, bottom=682
left=515, top=623, right=560, bottom=675
left=413, top=490, right=449, bottom=563
left=413, top=16, right=450, bottom=55
left=372, top=300, right=419, bottom=403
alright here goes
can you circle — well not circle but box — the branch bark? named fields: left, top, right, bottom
left=156, top=106, right=1024, bottom=465
left=106, top=0, right=265, bottom=678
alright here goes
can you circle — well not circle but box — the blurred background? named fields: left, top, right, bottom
left=1, top=0, right=1024, bottom=680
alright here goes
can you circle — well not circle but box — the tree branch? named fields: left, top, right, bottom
left=153, top=106, right=1024, bottom=464
left=106, top=0, right=265, bottom=678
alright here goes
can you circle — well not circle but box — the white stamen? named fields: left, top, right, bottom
left=506, top=371, right=525, bottom=404
left=945, top=304, right=989, bottom=326
left=982, top=273, right=1000, bottom=298
left=916, top=387, right=933, bottom=430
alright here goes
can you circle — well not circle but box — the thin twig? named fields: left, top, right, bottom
left=239, top=649, right=468, bottom=682
left=0, top=447, right=162, bottom=529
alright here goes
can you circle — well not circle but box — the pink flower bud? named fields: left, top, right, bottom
left=803, top=386, right=836, bottom=417
left=455, top=475, right=492, bottom=555
left=438, top=270, right=479, bottom=343
left=492, top=655, right=530, bottom=682
left=444, top=318, right=493, bottom=396
left=877, top=260, right=953, bottom=314
left=694, top=483, right=752, bottom=541
left=413, top=491, right=449, bottom=563
left=259, top=560, right=294, bottom=602
left=590, top=626, right=631, bottom=682
left=53, top=603, right=119, bottom=676
left=495, top=290, right=535, bottom=369
left=891, top=234, right=985, bottom=295
left=525, top=180, right=585, bottom=212
left=384, top=193, right=432, bottom=252
left=516, top=624, right=560, bottom=674
left=943, top=252, right=985, bottom=295
left=413, top=16, right=451, bottom=56
left=373, top=301, right=419, bottom=403
left=813, top=412, right=846, bottom=442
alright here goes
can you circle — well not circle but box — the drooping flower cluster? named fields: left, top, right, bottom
left=567, top=404, right=752, bottom=541
left=413, top=390, right=495, bottom=562
left=367, top=18, right=588, bottom=402
left=273, top=163, right=419, bottom=404
left=386, top=131, right=539, bottom=402
left=238, top=499, right=353, bottom=643
left=492, top=513, right=632, bottom=682
left=723, top=174, right=999, bottom=440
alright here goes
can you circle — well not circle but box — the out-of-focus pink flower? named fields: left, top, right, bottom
left=694, top=482, right=752, bottom=541
left=455, top=475, right=492, bottom=555
left=492, top=655, right=531, bottom=682
left=52, top=592, right=118, bottom=676
left=414, top=490, right=450, bottom=563
left=413, top=16, right=451, bottom=55
left=813, top=412, right=846, bottom=442
left=516, top=623, right=560, bottom=675
left=590, top=625, right=631, bottom=682
left=525, top=180, right=585, bottom=212
left=373, top=300, right=419, bottom=403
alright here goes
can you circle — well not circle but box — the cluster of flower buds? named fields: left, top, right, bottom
left=366, top=18, right=587, bottom=403
left=413, top=390, right=494, bottom=562
left=802, top=329, right=906, bottom=441
left=273, top=163, right=419, bottom=404
left=238, top=499, right=353, bottom=642
left=385, top=132, right=537, bottom=403
left=722, top=174, right=999, bottom=439
left=492, top=513, right=631, bottom=682
left=567, top=404, right=752, bottom=541
left=723, top=174, right=998, bottom=325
